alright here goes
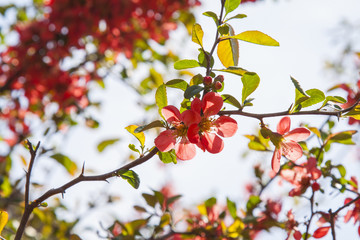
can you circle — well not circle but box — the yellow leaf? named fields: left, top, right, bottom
left=125, top=125, right=145, bottom=148
left=217, top=25, right=239, bottom=68
left=192, top=23, right=204, bottom=47
left=0, top=210, right=8, bottom=234
left=223, top=30, right=280, bottom=46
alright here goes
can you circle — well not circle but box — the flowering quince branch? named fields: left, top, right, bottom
left=15, top=143, right=159, bottom=240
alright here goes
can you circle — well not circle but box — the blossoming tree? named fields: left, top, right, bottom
left=1, top=0, right=360, bottom=239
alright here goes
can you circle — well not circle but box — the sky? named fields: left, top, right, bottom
left=2, top=0, right=360, bottom=239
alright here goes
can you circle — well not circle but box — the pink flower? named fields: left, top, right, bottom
left=271, top=116, right=311, bottom=172
left=186, top=92, right=238, bottom=154
left=154, top=106, right=201, bottom=160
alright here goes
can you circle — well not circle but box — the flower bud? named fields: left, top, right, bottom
left=312, top=182, right=320, bottom=191
left=214, top=75, right=224, bottom=83
left=203, top=76, right=212, bottom=85
left=214, top=81, right=222, bottom=90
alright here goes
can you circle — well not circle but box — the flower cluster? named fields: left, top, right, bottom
left=280, top=157, right=322, bottom=196
left=155, top=92, right=238, bottom=160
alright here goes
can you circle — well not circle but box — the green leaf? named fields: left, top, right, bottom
left=326, top=130, right=357, bottom=145
left=97, top=138, right=120, bottom=152
left=190, top=74, right=204, bottom=86
left=192, top=23, right=204, bottom=47
left=174, top=59, right=201, bottom=70
left=50, top=153, right=78, bottom=176
left=184, top=85, right=204, bottom=99
left=203, top=11, right=219, bottom=25
left=343, top=105, right=360, bottom=120
left=165, top=79, right=189, bottom=91
left=224, top=30, right=279, bottom=46
left=205, top=197, right=217, bottom=207
left=155, top=84, right=168, bottom=117
left=227, top=198, right=237, bottom=219
left=158, top=149, right=177, bottom=164
left=225, top=13, right=247, bottom=22
left=246, top=195, right=261, bottom=212
left=326, top=96, right=347, bottom=104
left=336, top=165, right=346, bottom=178
left=117, top=169, right=140, bottom=189
left=198, top=49, right=214, bottom=69
left=217, top=24, right=239, bottom=68
left=214, top=66, right=247, bottom=76
left=128, top=144, right=140, bottom=154
left=159, top=213, right=171, bottom=228
left=241, top=72, right=260, bottom=103
left=142, top=193, right=157, bottom=208
left=134, top=205, right=147, bottom=213
left=222, top=94, right=242, bottom=109
left=290, top=76, right=307, bottom=96
left=135, top=120, right=164, bottom=133
left=225, top=0, right=241, bottom=15
left=301, top=89, right=326, bottom=108
left=218, top=24, right=230, bottom=35
left=0, top=210, right=8, bottom=235
left=125, top=125, right=145, bottom=148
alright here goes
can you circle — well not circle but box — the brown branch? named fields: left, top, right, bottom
left=15, top=146, right=159, bottom=240
left=24, top=141, right=41, bottom=207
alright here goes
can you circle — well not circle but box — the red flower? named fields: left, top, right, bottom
left=154, top=106, right=200, bottom=160
left=270, top=116, right=311, bottom=172
left=187, top=92, right=238, bottom=154
left=280, top=157, right=322, bottom=196
left=313, top=226, right=331, bottom=238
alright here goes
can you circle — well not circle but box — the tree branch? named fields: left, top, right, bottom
left=15, top=146, right=159, bottom=240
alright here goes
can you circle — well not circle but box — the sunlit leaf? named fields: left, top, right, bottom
left=241, top=72, right=260, bottom=103
left=198, top=49, right=214, bottom=69
left=214, top=66, right=247, bottom=76
left=0, top=210, right=8, bottom=234
left=165, top=79, right=189, bottom=91
left=158, top=150, right=177, bottom=164
left=128, top=144, right=140, bottom=154
left=142, top=193, right=157, bottom=208
left=205, top=197, right=217, bottom=208
left=326, top=130, right=357, bottom=145
left=117, top=169, right=140, bottom=189
left=246, top=195, right=261, bottom=212
left=217, top=24, right=239, bottom=68
left=227, top=198, right=237, bottom=219
left=223, top=30, right=279, bottom=46
left=225, top=13, right=247, bottom=22
left=192, top=23, right=204, bottom=47
left=155, top=84, right=168, bottom=117
left=125, top=125, right=145, bottom=148
left=190, top=74, right=204, bottom=86
left=159, top=213, right=171, bottom=228
left=174, top=59, right=200, bottom=70
left=301, top=88, right=325, bottom=108
left=343, top=105, right=360, bottom=120
left=203, top=11, right=218, bottom=25
left=225, top=0, right=241, bottom=15
left=50, top=153, right=78, bottom=176
left=97, top=138, right=120, bottom=152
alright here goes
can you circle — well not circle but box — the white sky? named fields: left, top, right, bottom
left=4, top=0, right=360, bottom=239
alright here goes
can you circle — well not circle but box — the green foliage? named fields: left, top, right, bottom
left=214, top=66, right=248, bottom=76
left=222, top=94, right=242, bottom=109
left=225, top=0, right=241, bottom=16
left=174, top=59, right=201, bottom=70
left=246, top=195, right=261, bottom=213
left=227, top=198, right=237, bottom=219
left=223, top=30, right=280, bottom=46
left=165, top=79, right=189, bottom=91
left=203, top=11, right=219, bottom=25
left=158, top=150, right=177, bottom=164
left=225, top=13, right=247, bottom=22
left=184, top=85, right=204, bottom=99
left=155, top=84, right=168, bottom=118
left=50, top=154, right=78, bottom=176
left=241, top=72, right=260, bottom=104
left=117, top=170, right=140, bottom=189
left=97, top=138, right=120, bottom=152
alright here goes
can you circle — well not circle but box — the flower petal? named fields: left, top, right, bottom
left=161, top=106, right=181, bottom=124
left=154, top=130, right=176, bottom=152
left=280, top=169, right=296, bottom=182
left=181, top=109, right=201, bottom=126
left=202, top=92, right=223, bottom=117
left=201, top=132, right=224, bottom=153
left=285, top=127, right=311, bottom=142
left=271, top=148, right=282, bottom=172
left=277, top=116, right=291, bottom=135
left=281, top=140, right=303, bottom=161
left=191, top=97, right=202, bottom=114
left=187, top=124, right=200, bottom=144
left=175, top=139, right=196, bottom=160
left=214, top=116, right=238, bottom=137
